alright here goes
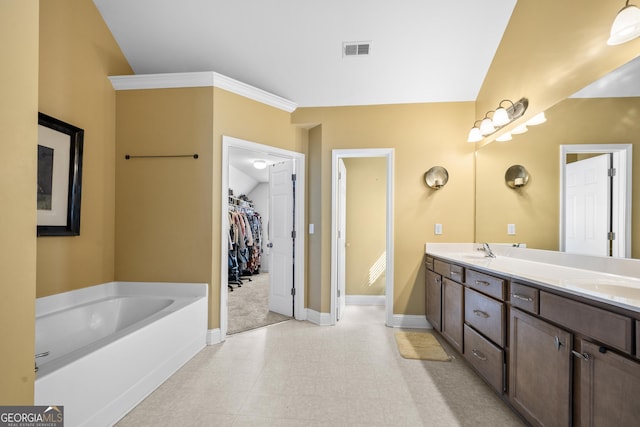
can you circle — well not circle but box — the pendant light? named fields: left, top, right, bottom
left=608, top=1, right=640, bottom=45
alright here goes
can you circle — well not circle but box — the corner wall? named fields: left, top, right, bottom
left=0, top=0, right=39, bottom=404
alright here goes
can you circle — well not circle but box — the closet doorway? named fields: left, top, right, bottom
left=221, top=136, right=305, bottom=338
left=331, top=149, right=394, bottom=326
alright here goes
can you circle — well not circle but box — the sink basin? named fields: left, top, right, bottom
left=564, top=279, right=640, bottom=301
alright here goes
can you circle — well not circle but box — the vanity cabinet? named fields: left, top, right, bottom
left=509, top=308, right=572, bottom=427
left=574, top=340, right=640, bottom=427
left=426, top=251, right=640, bottom=426
left=425, top=269, right=442, bottom=331
left=442, top=278, right=464, bottom=353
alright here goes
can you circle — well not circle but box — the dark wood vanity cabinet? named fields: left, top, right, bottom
left=574, top=340, right=640, bottom=427
left=509, top=308, right=572, bottom=427
left=425, top=253, right=640, bottom=426
left=425, top=269, right=442, bottom=331
left=442, top=278, right=464, bottom=353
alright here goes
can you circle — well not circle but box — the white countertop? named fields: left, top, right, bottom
left=425, top=243, right=640, bottom=314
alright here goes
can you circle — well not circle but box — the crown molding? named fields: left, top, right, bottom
left=108, top=71, right=297, bottom=113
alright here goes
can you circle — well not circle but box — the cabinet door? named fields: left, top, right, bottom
left=576, top=340, right=640, bottom=427
left=425, top=269, right=442, bottom=331
left=442, top=278, right=463, bottom=354
left=509, top=308, right=572, bottom=427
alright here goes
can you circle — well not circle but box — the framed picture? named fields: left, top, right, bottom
left=37, top=113, right=84, bottom=236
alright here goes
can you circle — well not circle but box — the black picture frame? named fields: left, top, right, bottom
left=37, top=112, right=84, bottom=236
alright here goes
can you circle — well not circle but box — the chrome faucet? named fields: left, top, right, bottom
left=478, top=242, right=496, bottom=258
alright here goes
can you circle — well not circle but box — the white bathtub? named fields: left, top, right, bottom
left=34, top=281, right=208, bottom=427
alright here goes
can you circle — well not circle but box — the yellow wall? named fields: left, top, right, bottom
left=477, top=0, right=640, bottom=144
left=0, top=0, right=39, bottom=404
left=306, top=126, right=323, bottom=311
left=292, top=102, right=475, bottom=315
left=115, top=87, right=305, bottom=329
left=343, top=157, right=386, bottom=296
left=37, top=0, right=132, bottom=297
left=476, top=97, right=640, bottom=258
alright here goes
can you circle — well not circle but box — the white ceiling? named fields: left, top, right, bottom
left=93, top=0, right=517, bottom=107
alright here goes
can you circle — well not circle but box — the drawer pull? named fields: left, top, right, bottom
left=476, top=280, right=491, bottom=287
left=473, top=309, right=490, bottom=319
left=512, top=293, right=533, bottom=302
left=571, top=350, right=591, bottom=361
left=472, top=349, right=487, bottom=361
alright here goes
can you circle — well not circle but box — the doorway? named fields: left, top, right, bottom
left=221, top=136, right=305, bottom=339
left=559, top=144, right=632, bottom=257
left=331, top=149, right=394, bottom=326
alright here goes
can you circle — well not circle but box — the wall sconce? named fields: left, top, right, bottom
left=505, top=165, right=529, bottom=189
left=608, top=1, right=640, bottom=45
left=467, top=98, right=528, bottom=142
left=424, top=166, right=449, bottom=190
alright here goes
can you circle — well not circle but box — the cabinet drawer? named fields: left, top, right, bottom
left=465, top=269, right=506, bottom=300
left=510, top=282, right=539, bottom=314
left=540, top=292, right=633, bottom=354
left=465, top=288, right=505, bottom=347
left=434, top=259, right=450, bottom=278
left=450, top=264, right=464, bottom=283
left=425, top=256, right=434, bottom=271
left=464, top=324, right=504, bottom=393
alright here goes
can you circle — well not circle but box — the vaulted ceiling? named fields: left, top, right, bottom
left=92, top=0, right=518, bottom=107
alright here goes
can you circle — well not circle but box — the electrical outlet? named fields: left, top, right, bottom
left=434, top=223, right=443, bottom=235
left=508, top=224, right=516, bottom=235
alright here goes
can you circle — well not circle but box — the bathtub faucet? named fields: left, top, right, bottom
left=34, top=351, right=49, bottom=373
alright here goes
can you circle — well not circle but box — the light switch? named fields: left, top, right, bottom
left=434, top=223, right=443, bottom=235
left=508, top=224, right=516, bottom=235
left=309, top=223, right=315, bottom=234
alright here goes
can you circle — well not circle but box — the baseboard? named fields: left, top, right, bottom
left=346, top=295, right=386, bottom=306
left=207, top=328, right=222, bottom=345
left=306, top=309, right=332, bottom=326
left=391, top=314, right=432, bottom=329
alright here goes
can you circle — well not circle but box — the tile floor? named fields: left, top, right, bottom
left=116, top=306, right=525, bottom=426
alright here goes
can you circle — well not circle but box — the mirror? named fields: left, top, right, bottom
left=475, top=56, right=640, bottom=258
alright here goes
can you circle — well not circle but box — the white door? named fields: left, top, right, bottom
left=268, top=160, right=295, bottom=317
left=564, top=154, right=611, bottom=256
left=336, top=159, right=347, bottom=320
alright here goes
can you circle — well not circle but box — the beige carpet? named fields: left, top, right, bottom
left=227, top=272, right=291, bottom=334
left=395, top=331, right=451, bottom=361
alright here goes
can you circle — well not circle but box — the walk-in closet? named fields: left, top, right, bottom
left=226, top=147, right=291, bottom=334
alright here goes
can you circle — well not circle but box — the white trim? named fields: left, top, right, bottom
left=559, top=144, right=632, bottom=257
left=306, top=309, right=332, bottom=326
left=108, top=71, right=298, bottom=113
left=206, top=328, right=222, bottom=345
left=345, top=295, right=386, bottom=306
left=331, top=149, right=395, bottom=327
left=221, top=136, right=306, bottom=341
left=391, top=315, right=432, bottom=329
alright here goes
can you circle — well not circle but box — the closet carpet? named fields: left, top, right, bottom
left=116, top=306, right=525, bottom=426
left=227, top=273, right=291, bottom=335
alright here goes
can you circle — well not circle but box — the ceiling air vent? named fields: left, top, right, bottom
left=343, top=41, right=371, bottom=57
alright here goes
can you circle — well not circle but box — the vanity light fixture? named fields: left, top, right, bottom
left=466, top=97, right=528, bottom=142
left=467, top=120, right=484, bottom=143
left=253, top=159, right=267, bottom=170
left=608, top=1, right=640, bottom=45
left=511, top=123, right=528, bottom=135
left=526, top=111, right=547, bottom=126
left=496, top=132, right=512, bottom=142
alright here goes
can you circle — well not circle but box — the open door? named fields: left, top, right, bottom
left=564, top=153, right=611, bottom=256
left=336, top=159, right=347, bottom=320
left=268, top=160, right=295, bottom=317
